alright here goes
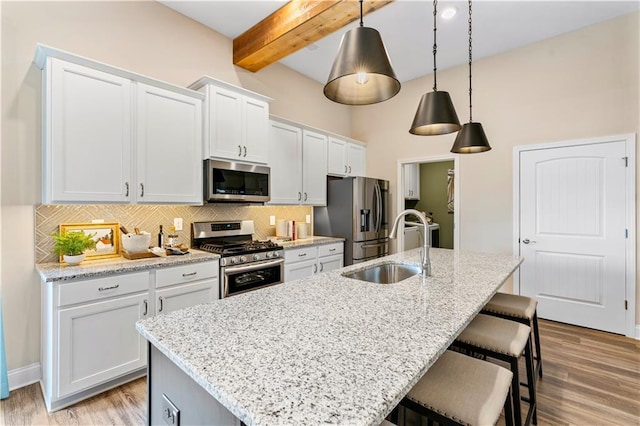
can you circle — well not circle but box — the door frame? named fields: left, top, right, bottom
left=513, top=133, right=636, bottom=338
left=396, top=155, right=460, bottom=251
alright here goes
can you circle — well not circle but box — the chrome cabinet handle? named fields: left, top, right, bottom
left=298, top=253, right=307, bottom=257
left=298, top=192, right=302, bottom=201
left=313, top=263, right=317, bottom=273
left=182, top=271, right=197, bottom=277
left=522, top=238, right=536, bottom=244
left=243, top=146, right=247, bottom=157
left=348, top=166, right=352, bottom=173
left=238, top=145, right=242, bottom=156
left=304, top=192, right=308, bottom=201
left=98, top=284, right=119, bottom=292
left=143, top=299, right=148, bottom=316
left=140, top=183, right=144, bottom=197
left=319, top=263, right=324, bottom=272
left=125, top=182, right=129, bottom=197
left=158, top=296, right=164, bottom=312
left=329, top=248, right=336, bottom=252
left=344, top=165, right=348, bottom=173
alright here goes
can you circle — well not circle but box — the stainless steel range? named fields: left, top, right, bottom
left=191, top=220, right=284, bottom=298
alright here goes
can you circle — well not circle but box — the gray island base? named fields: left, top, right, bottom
left=137, top=248, right=523, bottom=426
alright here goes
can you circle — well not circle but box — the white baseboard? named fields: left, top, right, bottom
left=635, top=325, right=640, bottom=340
left=8, top=362, right=40, bottom=391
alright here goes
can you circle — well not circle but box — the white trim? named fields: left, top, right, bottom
left=396, top=155, right=460, bottom=252
left=513, top=133, right=637, bottom=338
left=8, top=362, right=40, bottom=391
left=635, top=325, right=640, bottom=340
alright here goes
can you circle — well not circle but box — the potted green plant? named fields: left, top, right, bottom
left=52, top=230, right=96, bottom=265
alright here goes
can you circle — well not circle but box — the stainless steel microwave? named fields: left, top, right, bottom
left=204, top=160, right=270, bottom=203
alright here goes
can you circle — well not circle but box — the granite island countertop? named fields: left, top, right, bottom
left=136, top=248, right=523, bottom=426
left=36, top=249, right=220, bottom=283
left=276, top=235, right=345, bottom=249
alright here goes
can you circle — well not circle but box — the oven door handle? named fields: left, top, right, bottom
left=224, top=258, right=284, bottom=275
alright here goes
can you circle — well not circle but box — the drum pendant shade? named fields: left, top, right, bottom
left=324, top=26, right=400, bottom=105
left=450, top=122, right=491, bottom=153
left=410, top=91, right=461, bottom=135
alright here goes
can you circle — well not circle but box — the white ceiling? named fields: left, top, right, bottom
left=160, top=0, right=639, bottom=84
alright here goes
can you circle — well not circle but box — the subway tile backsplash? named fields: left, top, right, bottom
left=35, top=204, right=311, bottom=263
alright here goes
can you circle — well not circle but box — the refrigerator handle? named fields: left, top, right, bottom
left=374, top=182, right=382, bottom=233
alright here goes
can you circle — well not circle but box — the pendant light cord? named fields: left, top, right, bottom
left=359, top=0, right=364, bottom=27
left=432, top=0, right=438, bottom=91
left=468, top=0, right=473, bottom=122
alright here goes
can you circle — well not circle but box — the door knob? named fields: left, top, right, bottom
left=522, top=238, right=536, bottom=244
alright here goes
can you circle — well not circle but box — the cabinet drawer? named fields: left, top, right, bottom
left=58, top=272, right=149, bottom=307
left=318, top=243, right=343, bottom=257
left=155, top=261, right=218, bottom=289
left=284, top=246, right=318, bottom=263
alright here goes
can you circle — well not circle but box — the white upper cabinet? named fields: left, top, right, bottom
left=268, top=119, right=327, bottom=206
left=135, top=83, right=202, bottom=204
left=35, top=44, right=204, bottom=205
left=327, top=136, right=366, bottom=177
left=190, top=77, right=271, bottom=164
left=404, top=163, right=420, bottom=200
left=45, top=59, right=132, bottom=203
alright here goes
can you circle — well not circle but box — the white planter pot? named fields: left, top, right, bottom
left=63, top=253, right=86, bottom=265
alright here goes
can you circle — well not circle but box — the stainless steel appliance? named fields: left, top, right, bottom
left=203, top=159, right=270, bottom=203
left=314, top=177, right=389, bottom=265
left=191, top=220, right=284, bottom=298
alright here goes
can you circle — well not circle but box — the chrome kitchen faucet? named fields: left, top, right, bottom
left=389, top=209, right=431, bottom=277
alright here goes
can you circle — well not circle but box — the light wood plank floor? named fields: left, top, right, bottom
left=1, top=320, right=639, bottom=425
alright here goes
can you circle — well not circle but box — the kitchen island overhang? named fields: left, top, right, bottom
left=137, top=248, right=523, bottom=426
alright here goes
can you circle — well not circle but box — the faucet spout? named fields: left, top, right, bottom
left=389, top=209, right=431, bottom=277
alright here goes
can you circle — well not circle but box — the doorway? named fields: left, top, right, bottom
left=513, top=134, right=636, bottom=337
left=397, top=156, right=460, bottom=252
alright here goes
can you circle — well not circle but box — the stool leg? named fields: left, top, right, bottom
left=525, top=338, right=537, bottom=425
left=509, top=357, right=522, bottom=426
left=533, top=312, right=543, bottom=378
left=504, top=386, right=515, bottom=426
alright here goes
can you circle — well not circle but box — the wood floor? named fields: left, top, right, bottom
left=1, top=320, right=639, bottom=425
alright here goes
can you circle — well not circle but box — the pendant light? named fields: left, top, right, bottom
left=409, top=0, right=461, bottom=136
left=324, top=0, right=400, bottom=105
left=451, top=0, right=491, bottom=153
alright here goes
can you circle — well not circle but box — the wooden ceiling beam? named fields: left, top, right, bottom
left=233, top=0, right=394, bottom=73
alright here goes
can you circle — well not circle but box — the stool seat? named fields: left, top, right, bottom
left=458, top=314, right=531, bottom=357
left=404, top=350, right=513, bottom=426
left=484, top=292, right=537, bottom=320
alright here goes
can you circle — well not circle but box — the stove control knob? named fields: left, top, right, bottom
left=240, top=256, right=247, bottom=263
left=253, top=254, right=260, bottom=261
left=229, top=257, right=238, bottom=265
left=272, top=251, right=280, bottom=258
left=265, top=252, right=273, bottom=259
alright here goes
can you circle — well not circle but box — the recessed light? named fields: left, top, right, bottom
left=441, top=7, right=457, bottom=20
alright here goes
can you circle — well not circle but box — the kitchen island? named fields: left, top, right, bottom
left=136, top=248, right=523, bottom=425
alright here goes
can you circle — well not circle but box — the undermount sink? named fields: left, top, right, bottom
left=342, top=262, right=422, bottom=284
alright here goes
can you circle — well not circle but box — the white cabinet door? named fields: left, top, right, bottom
left=268, top=120, right=303, bottom=204
left=242, top=97, right=269, bottom=164
left=57, top=293, right=148, bottom=397
left=317, top=254, right=343, bottom=274
left=284, top=259, right=317, bottom=282
left=404, top=163, right=420, bottom=200
left=302, top=130, right=328, bottom=206
left=156, top=279, right=217, bottom=315
left=208, top=86, right=244, bottom=160
left=46, top=58, right=132, bottom=203
left=347, top=143, right=366, bottom=177
left=327, top=137, right=348, bottom=176
left=135, top=83, right=203, bottom=204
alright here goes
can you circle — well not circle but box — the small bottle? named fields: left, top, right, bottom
left=167, top=226, right=178, bottom=247
left=158, top=225, right=165, bottom=248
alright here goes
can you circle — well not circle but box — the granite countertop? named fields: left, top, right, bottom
left=136, top=248, right=523, bottom=426
left=36, top=249, right=220, bottom=283
left=277, top=235, right=345, bottom=249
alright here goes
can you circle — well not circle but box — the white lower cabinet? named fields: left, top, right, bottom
left=41, top=260, right=219, bottom=412
left=284, top=243, right=344, bottom=282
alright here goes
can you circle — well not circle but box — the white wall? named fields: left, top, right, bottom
left=0, top=0, right=350, bottom=373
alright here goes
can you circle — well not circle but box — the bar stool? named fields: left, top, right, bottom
left=453, top=314, right=537, bottom=426
left=482, top=292, right=543, bottom=378
left=394, top=350, right=514, bottom=426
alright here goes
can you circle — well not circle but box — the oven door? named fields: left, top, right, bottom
left=221, top=258, right=284, bottom=298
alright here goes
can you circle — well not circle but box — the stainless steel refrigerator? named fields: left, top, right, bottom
left=314, top=177, right=389, bottom=265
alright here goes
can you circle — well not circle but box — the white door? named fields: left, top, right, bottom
left=284, top=259, right=317, bottom=282
left=268, top=120, right=303, bottom=204
left=519, top=141, right=628, bottom=334
left=208, top=86, right=243, bottom=160
left=136, top=83, right=202, bottom=204
left=327, top=137, right=347, bottom=176
left=347, top=143, right=366, bottom=177
left=155, top=280, right=217, bottom=315
left=242, top=97, right=269, bottom=164
left=302, top=130, right=328, bottom=206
